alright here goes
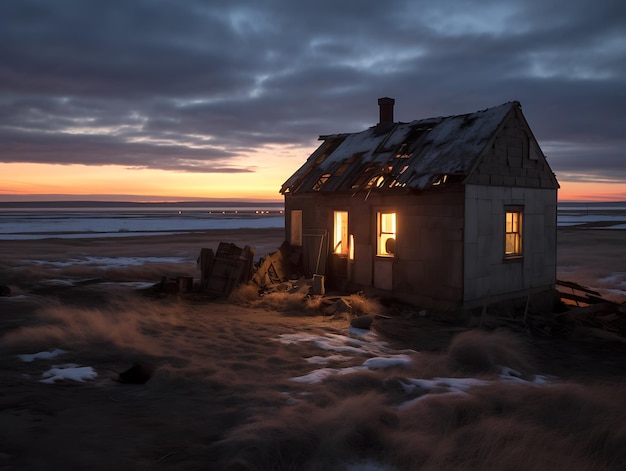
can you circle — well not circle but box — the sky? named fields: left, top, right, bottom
left=1, top=0, right=625, bottom=202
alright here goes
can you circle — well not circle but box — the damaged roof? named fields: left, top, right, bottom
left=281, top=101, right=523, bottom=195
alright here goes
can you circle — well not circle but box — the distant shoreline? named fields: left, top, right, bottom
left=0, top=200, right=285, bottom=209
left=0, top=200, right=623, bottom=209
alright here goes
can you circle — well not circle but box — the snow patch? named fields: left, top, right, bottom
left=280, top=330, right=552, bottom=407
left=18, top=348, right=67, bottom=362
left=290, top=366, right=366, bottom=384
left=278, top=331, right=414, bottom=358
left=23, top=255, right=190, bottom=269
left=363, top=354, right=413, bottom=369
left=40, top=364, right=97, bottom=384
left=292, top=354, right=414, bottom=383
left=398, top=372, right=553, bottom=409
left=305, top=354, right=353, bottom=364
left=100, top=281, right=158, bottom=289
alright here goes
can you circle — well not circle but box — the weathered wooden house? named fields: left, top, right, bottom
left=280, top=98, right=559, bottom=309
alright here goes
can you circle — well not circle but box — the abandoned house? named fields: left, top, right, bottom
left=280, top=98, right=559, bottom=309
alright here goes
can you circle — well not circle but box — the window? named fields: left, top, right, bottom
left=290, top=210, right=302, bottom=246
left=505, top=209, right=523, bottom=257
left=333, top=211, right=349, bottom=255
left=377, top=212, right=396, bottom=256
left=349, top=234, right=355, bottom=261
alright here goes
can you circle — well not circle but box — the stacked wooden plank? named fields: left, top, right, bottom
left=199, top=242, right=255, bottom=296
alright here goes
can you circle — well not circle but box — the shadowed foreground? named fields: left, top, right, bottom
left=1, top=228, right=625, bottom=470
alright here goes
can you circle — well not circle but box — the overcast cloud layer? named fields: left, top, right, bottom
left=1, top=0, right=625, bottom=186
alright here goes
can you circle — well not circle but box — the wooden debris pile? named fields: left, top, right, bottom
left=556, top=279, right=626, bottom=340
left=557, top=279, right=606, bottom=306
left=251, top=241, right=302, bottom=290
left=198, top=242, right=255, bottom=297
left=320, top=296, right=353, bottom=316
left=473, top=280, right=626, bottom=340
left=153, top=241, right=299, bottom=298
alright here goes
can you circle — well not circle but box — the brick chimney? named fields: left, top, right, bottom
left=378, top=97, right=395, bottom=124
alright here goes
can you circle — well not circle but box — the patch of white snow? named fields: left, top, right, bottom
left=363, top=354, right=413, bottom=369
left=18, top=348, right=67, bottom=362
left=40, top=364, right=97, bottom=384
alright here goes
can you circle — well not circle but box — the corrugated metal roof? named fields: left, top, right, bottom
left=281, top=101, right=518, bottom=195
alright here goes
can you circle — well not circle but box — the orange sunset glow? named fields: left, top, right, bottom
left=0, top=163, right=284, bottom=201
left=0, top=142, right=314, bottom=202
left=1, top=160, right=623, bottom=202
left=557, top=182, right=626, bottom=202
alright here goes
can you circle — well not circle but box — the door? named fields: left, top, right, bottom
left=302, top=230, right=328, bottom=276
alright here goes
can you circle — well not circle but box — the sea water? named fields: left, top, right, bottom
left=557, top=201, right=626, bottom=228
left=0, top=202, right=285, bottom=240
left=1, top=201, right=624, bottom=241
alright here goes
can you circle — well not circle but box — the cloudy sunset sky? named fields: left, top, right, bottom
left=1, top=0, right=625, bottom=202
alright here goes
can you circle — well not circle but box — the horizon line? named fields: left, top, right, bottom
left=0, top=194, right=284, bottom=204
left=0, top=193, right=623, bottom=205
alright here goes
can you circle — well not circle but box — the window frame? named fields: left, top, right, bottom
left=377, top=211, right=397, bottom=257
left=290, top=210, right=302, bottom=246
left=333, top=210, right=349, bottom=256
left=504, top=207, right=523, bottom=259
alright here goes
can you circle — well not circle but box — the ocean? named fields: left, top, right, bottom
left=0, top=201, right=285, bottom=240
left=557, top=201, right=626, bottom=229
left=0, top=201, right=624, bottom=240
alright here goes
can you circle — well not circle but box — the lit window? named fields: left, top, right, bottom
left=349, top=234, right=355, bottom=261
left=505, top=210, right=523, bottom=257
left=333, top=211, right=349, bottom=255
left=290, top=210, right=302, bottom=246
left=378, top=212, right=396, bottom=256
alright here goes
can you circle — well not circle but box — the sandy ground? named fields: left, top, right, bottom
left=1, top=227, right=625, bottom=470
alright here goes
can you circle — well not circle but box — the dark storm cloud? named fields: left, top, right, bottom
left=0, top=0, right=624, bottom=182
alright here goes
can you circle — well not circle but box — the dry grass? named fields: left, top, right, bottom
left=228, top=282, right=260, bottom=304
left=229, top=281, right=314, bottom=313
left=344, top=292, right=383, bottom=316
left=4, top=280, right=626, bottom=470
left=446, top=329, right=533, bottom=375
left=229, top=282, right=382, bottom=318
left=2, top=228, right=626, bottom=469
left=256, top=290, right=310, bottom=312
left=208, top=376, right=626, bottom=471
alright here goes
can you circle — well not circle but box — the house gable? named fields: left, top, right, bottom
left=464, top=106, right=559, bottom=189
